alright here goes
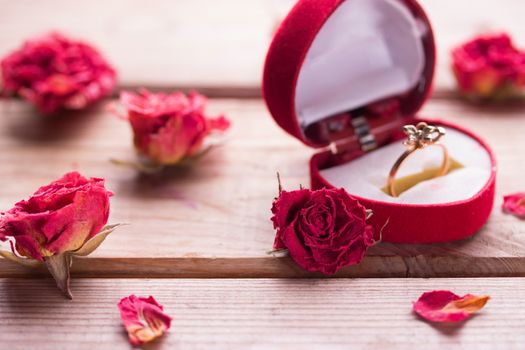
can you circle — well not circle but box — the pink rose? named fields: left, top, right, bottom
left=118, top=295, right=172, bottom=346
left=0, top=171, right=112, bottom=260
left=119, top=90, right=230, bottom=165
left=502, top=192, right=525, bottom=219
left=1, top=32, right=117, bottom=114
left=0, top=171, right=118, bottom=298
left=451, top=33, right=525, bottom=100
left=271, top=188, right=374, bottom=275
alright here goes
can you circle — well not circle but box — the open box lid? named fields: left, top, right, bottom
left=262, top=0, right=436, bottom=150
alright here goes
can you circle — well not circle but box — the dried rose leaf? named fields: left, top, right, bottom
left=44, top=253, right=73, bottom=299
left=110, top=158, right=164, bottom=174
left=502, top=192, right=525, bottom=219
left=118, top=295, right=172, bottom=346
left=110, top=142, right=223, bottom=173
left=175, top=143, right=223, bottom=167
left=72, top=223, right=123, bottom=257
left=0, top=249, right=42, bottom=268
left=266, top=248, right=289, bottom=257
left=413, top=290, right=490, bottom=323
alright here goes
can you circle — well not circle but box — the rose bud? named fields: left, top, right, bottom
left=271, top=185, right=375, bottom=275
left=1, top=32, right=117, bottom=114
left=451, top=33, right=525, bottom=100
left=117, top=89, right=230, bottom=167
left=0, top=171, right=121, bottom=299
left=118, top=295, right=172, bottom=346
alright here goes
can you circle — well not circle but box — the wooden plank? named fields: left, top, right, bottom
left=0, top=0, right=291, bottom=97
left=1, top=0, right=524, bottom=96
left=1, top=98, right=525, bottom=278
left=0, top=278, right=523, bottom=349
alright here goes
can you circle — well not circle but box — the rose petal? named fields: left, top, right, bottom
left=413, top=290, right=490, bottom=323
left=271, top=189, right=312, bottom=250
left=502, top=192, right=525, bottom=219
left=118, top=295, right=172, bottom=346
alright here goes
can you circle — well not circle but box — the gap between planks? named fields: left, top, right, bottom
left=1, top=256, right=525, bottom=279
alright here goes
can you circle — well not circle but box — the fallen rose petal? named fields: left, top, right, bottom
left=413, top=290, right=490, bottom=323
left=502, top=192, right=525, bottom=219
left=118, top=295, right=172, bottom=346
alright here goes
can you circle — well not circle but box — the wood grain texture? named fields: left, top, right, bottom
left=1, top=98, right=525, bottom=277
left=1, top=0, right=524, bottom=96
left=0, top=278, right=523, bottom=350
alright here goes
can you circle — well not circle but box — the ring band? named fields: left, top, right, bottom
left=387, top=122, right=450, bottom=197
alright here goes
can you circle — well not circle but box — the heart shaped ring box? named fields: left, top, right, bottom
left=262, top=0, right=497, bottom=243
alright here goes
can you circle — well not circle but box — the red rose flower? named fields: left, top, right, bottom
left=0, top=171, right=112, bottom=260
left=119, top=89, right=230, bottom=165
left=0, top=171, right=119, bottom=298
left=1, top=32, right=116, bottom=114
left=118, top=295, right=172, bottom=346
left=271, top=188, right=374, bottom=275
left=451, top=33, right=525, bottom=100
left=502, top=192, right=525, bottom=219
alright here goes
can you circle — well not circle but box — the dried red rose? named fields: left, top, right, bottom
left=271, top=187, right=374, bottom=275
left=118, top=89, right=230, bottom=166
left=118, top=295, right=172, bottom=346
left=502, top=192, right=525, bottom=219
left=413, top=290, right=490, bottom=323
left=0, top=171, right=120, bottom=298
left=1, top=32, right=116, bottom=114
left=451, top=33, right=525, bottom=100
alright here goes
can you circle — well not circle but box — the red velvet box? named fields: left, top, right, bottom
left=262, top=0, right=497, bottom=243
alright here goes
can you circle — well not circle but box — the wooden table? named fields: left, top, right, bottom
left=1, top=0, right=525, bottom=348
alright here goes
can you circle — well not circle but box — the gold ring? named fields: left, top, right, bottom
left=387, top=122, right=450, bottom=197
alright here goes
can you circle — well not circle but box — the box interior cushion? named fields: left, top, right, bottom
left=294, top=0, right=427, bottom=128
left=319, top=127, right=492, bottom=204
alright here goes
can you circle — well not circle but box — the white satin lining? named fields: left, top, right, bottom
left=295, top=0, right=426, bottom=127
